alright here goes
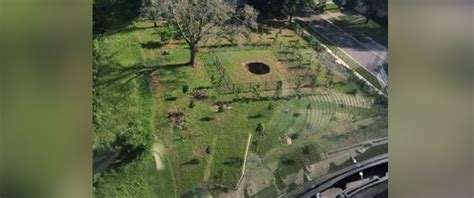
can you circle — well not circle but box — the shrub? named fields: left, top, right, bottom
left=374, top=94, right=388, bottom=108
left=158, top=25, right=176, bottom=43
left=267, top=102, right=274, bottom=110
left=218, top=104, right=225, bottom=112
left=192, top=89, right=207, bottom=100
left=256, top=122, right=265, bottom=137
left=206, top=145, right=213, bottom=154
left=289, top=133, right=300, bottom=140
left=182, top=85, right=189, bottom=94
left=346, top=88, right=357, bottom=95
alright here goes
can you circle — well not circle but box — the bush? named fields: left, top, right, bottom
left=267, top=102, right=274, bottom=110
left=192, top=89, right=207, bottom=100
left=374, top=94, right=388, bottom=108
left=218, top=104, right=225, bottom=112
left=206, top=145, right=213, bottom=154
left=182, top=85, right=189, bottom=94
left=256, top=122, right=265, bottom=137
left=158, top=25, right=176, bottom=43
left=346, top=88, right=357, bottom=95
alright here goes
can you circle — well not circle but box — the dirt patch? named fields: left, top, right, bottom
left=151, top=143, right=166, bottom=170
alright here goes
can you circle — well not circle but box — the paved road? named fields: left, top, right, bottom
left=296, top=10, right=388, bottom=86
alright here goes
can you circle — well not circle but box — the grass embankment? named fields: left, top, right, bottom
left=93, top=29, right=176, bottom=197
left=297, top=20, right=384, bottom=90
left=325, top=3, right=341, bottom=13
left=330, top=15, right=387, bottom=47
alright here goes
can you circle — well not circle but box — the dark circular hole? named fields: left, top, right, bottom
left=246, top=62, right=270, bottom=75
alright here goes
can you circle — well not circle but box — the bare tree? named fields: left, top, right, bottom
left=221, top=5, right=259, bottom=46
left=161, top=0, right=258, bottom=66
left=288, top=0, right=297, bottom=22
left=141, top=0, right=162, bottom=28
left=362, top=0, right=377, bottom=23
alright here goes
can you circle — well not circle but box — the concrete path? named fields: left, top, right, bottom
left=296, top=9, right=388, bottom=86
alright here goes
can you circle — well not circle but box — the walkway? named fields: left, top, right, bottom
left=296, top=9, right=388, bottom=87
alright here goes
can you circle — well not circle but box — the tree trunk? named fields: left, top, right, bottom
left=189, top=44, right=197, bottom=66
left=365, top=6, right=372, bottom=23
left=152, top=15, right=157, bottom=28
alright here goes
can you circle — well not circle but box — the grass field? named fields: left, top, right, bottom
left=94, top=18, right=387, bottom=197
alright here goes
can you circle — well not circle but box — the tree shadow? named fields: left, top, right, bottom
left=181, top=158, right=200, bottom=166
left=200, top=116, right=215, bottom=121
left=222, top=157, right=243, bottom=167
left=141, top=41, right=165, bottom=49
left=96, top=62, right=189, bottom=89
left=164, top=96, right=178, bottom=101
left=247, top=113, right=263, bottom=119
left=281, top=158, right=296, bottom=165
left=93, top=0, right=143, bottom=34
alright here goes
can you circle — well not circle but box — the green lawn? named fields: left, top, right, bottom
left=212, top=50, right=291, bottom=84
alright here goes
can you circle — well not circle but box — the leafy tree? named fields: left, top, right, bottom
left=161, top=0, right=258, bottom=66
